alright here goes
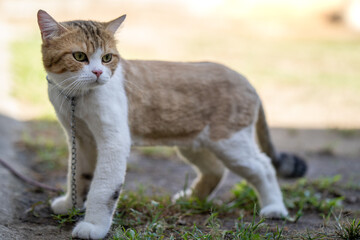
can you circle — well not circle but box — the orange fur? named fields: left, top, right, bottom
left=41, top=20, right=119, bottom=75
left=122, top=59, right=259, bottom=142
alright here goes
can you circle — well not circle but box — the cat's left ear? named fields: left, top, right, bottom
left=105, top=15, right=126, bottom=34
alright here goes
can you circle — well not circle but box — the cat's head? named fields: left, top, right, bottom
left=37, top=10, right=126, bottom=92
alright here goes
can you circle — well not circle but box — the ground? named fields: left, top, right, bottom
left=0, top=118, right=359, bottom=239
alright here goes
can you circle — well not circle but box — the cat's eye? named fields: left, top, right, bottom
left=102, top=53, right=113, bottom=63
left=73, top=52, right=88, bottom=62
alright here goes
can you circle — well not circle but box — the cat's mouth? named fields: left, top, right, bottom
left=95, top=77, right=107, bottom=85
left=79, top=76, right=108, bottom=88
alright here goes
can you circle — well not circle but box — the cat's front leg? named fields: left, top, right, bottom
left=51, top=120, right=97, bottom=214
left=72, top=120, right=130, bottom=239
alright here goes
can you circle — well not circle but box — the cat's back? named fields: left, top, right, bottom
left=125, top=60, right=252, bottom=88
left=123, top=59, right=259, bottom=142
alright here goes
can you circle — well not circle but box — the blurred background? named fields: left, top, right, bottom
left=0, top=0, right=359, bottom=129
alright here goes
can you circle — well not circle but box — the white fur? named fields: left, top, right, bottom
left=49, top=48, right=130, bottom=239
left=49, top=49, right=287, bottom=240
left=204, top=125, right=288, bottom=217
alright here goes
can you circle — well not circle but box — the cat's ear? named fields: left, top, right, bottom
left=37, top=10, right=67, bottom=41
left=105, top=15, right=126, bottom=34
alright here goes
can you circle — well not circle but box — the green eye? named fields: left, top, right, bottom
left=102, top=53, right=113, bottom=63
left=73, top=52, right=88, bottom=62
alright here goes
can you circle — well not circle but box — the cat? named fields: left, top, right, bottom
left=37, top=10, right=306, bottom=239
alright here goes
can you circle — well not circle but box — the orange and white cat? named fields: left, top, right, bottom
left=37, top=10, right=306, bottom=239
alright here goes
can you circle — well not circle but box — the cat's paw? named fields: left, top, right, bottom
left=172, top=189, right=193, bottom=202
left=72, top=221, right=110, bottom=239
left=51, top=195, right=72, bottom=214
left=260, top=203, right=288, bottom=219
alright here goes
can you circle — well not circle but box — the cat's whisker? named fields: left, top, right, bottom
left=57, top=76, right=78, bottom=87
left=66, top=81, right=83, bottom=98
left=48, top=76, right=78, bottom=91
left=57, top=80, right=80, bottom=113
left=61, top=80, right=80, bottom=97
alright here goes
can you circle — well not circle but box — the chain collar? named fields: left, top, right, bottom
left=70, top=97, right=78, bottom=209
left=47, top=76, right=78, bottom=209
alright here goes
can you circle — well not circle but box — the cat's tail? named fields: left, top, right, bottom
left=256, top=103, right=307, bottom=178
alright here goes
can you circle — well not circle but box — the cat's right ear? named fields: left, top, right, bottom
left=37, top=10, right=67, bottom=41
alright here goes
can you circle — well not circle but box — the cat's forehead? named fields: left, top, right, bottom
left=62, top=20, right=116, bottom=53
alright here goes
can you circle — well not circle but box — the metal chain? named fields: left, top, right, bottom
left=46, top=76, right=78, bottom=209
left=70, top=97, right=77, bottom=209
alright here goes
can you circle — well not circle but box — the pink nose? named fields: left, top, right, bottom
left=92, top=70, right=103, bottom=78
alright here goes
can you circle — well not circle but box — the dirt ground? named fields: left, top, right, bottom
left=0, top=117, right=359, bottom=239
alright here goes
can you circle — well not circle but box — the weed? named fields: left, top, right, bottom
left=229, top=181, right=259, bottom=211
left=282, top=176, right=344, bottom=214
left=24, top=201, right=46, bottom=217
left=299, top=229, right=327, bottom=240
left=224, top=208, right=266, bottom=240
left=176, top=197, right=227, bottom=215
left=335, top=218, right=360, bottom=240
left=52, top=207, right=84, bottom=228
left=204, top=212, right=223, bottom=238
left=313, top=175, right=342, bottom=191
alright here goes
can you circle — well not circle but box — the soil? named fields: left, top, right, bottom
left=0, top=118, right=359, bottom=239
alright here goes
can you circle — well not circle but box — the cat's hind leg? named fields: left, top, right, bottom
left=208, top=125, right=288, bottom=218
left=174, top=147, right=226, bottom=201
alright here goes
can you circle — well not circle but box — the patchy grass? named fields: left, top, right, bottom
left=10, top=37, right=55, bottom=118
left=335, top=218, right=360, bottom=240
left=52, top=207, right=85, bottom=228
left=282, top=176, right=344, bottom=216
left=10, top=37, right=45, bottom=103
left=18, top=120, right=67, bottom=170
left=23, top=119, right=360, bottom=239
left=106, top=175, right=357, bottom=239
left=110, top=189, right=285, bottom=239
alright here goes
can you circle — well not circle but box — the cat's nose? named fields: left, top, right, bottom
left=92, top=70, right=103, bottom=78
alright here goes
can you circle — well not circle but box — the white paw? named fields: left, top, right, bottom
left=260, top=203, right=288, bottom=219
left=172, top=189, right=193, bottom=202
left=72, top=221, right=110, bottom=240
left=51, top=195, right=72, bottom=214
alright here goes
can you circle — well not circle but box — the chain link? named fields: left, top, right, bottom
left=46, top=76, right=78, bottom=209
left=70, top=97, right=77, bottom=209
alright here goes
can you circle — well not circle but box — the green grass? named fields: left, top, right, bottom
left=186, top=34, right=360, bottom=92
left=52, top=207, right=85, bottom=228
left=50, top=175, right=356, bottom=239
left=335, top=218, right=360, bottom=240
left=20, top=120, right=67, bottom=170
left=10, top=36, right=55, bottom=118
left=108, top=176, right=353, bottom=239
left=20, top=117, right=359, bottom=239
left=282, top=176, right=344, bottom=215
left=110, top=190, right=285, bottom=240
